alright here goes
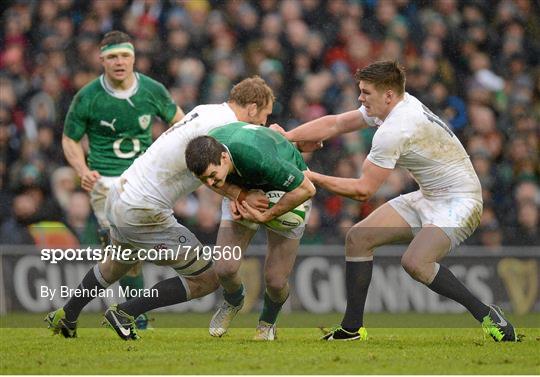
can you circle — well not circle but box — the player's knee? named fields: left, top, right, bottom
left=186, top=270, right=219, bottom=298
left=126, top=262, right=142, bottom=277
left=214, top=260, right=240, bottom=280
left=401, top=254, right=428, bottom=283
left=264, top=273, right=288, bottom=293
left=345, top=226, right=374, bottom=255
left=99, top=260, right=127, bottom=283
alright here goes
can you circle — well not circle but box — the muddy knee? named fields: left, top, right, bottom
left=214, top=259, right=241, bottom=280
left=264, top=271, right=288, bottom=293
left=185, top=270, right=219, bottom=299
left=345, top=226, right=375, bottom=257
left=401, top=253, right=432, bottom=283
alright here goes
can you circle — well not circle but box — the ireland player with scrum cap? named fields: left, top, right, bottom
left=59, top=30, right=185, bottom=330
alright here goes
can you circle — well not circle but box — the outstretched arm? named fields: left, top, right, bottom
left=272, top=110, right=368, bottom=143
left=307, top=159, right=391, bottom=201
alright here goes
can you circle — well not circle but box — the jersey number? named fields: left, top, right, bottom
left=422, top=105, right=453, bottom=137
left=164, top=112, right=199, bottom=135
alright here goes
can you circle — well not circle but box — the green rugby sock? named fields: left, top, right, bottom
left=223, top=284, right=244, bottom=307
left=259, top=292, right=286, bottom=324
left=119, top=273, right=145, bottom=299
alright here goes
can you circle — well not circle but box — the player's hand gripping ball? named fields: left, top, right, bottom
left=264, top=190, right=306, bottom=231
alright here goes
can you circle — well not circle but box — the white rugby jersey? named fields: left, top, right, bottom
left=360, top=93, right=481, bottom=199
left=121, top=103, right=238, bottom=208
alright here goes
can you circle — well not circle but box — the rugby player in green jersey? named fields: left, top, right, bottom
left=62, top=31, right=185, bottom=329
left=186, top=123, right=316, bottom=340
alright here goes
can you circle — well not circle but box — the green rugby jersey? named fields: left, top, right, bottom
left=63, top=73, right=177, bottom=176
left=209, top=122, right=308, bottom=192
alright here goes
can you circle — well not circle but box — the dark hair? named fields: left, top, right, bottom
left=185, top=136, right=226, bottom=176
left=229, top=76, right=275, bottom=109
left=354, top=60, right=406, bottom=95
left=100, top=30, right=132, bottom=48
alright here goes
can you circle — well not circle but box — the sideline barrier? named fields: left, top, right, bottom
left=0, top=245, right=538, bottom=315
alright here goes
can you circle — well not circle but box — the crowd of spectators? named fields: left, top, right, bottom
left=1, top=0, right=538, bottom=248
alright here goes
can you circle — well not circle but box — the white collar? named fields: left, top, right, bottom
left=100, top=73, right=139, bottom=100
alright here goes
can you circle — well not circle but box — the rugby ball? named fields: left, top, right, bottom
left=264, top=190, right=306, bottom=231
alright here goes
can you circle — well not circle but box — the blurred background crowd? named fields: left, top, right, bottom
left=0, top=0, right=538, bottom=248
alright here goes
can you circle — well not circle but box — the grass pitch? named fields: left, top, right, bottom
left=1, top=312, right=539, bottom=374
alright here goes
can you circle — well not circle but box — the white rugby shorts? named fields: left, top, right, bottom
left=105, top=182, right=210, bottom=275
left=388, top=190, right=482, bottom=250
left=89, top=176, right=119, bottom=229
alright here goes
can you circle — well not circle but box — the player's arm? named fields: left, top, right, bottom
left=62, top=134, right=100, bottom=192
left=207, top=182, right=268, bottom=210
left=62, top=93, right=101, bottom=192
left=307, top=159, right=391, bottom=201
left=169, top=106, right=185, bottom=125
left=273, top=110, right=368, bottom=143
left=238, top=174, right=316, bottom=223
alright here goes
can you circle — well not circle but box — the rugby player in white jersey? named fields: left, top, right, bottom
left=271, top=61, right=517, bottom=342
left=45, top=77, right=273, bottom=340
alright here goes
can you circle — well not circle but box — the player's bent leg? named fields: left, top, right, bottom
left=99, top=257, right=137, bottom=283
left=209, top=220, right=256, bottom=337
left=325, top=203, right=414, bottom=341
left=215, top=220, right=255, bottom=291
left=403, top=225, right=513, bottom=340
left=252, top=232, right=300, bottom=341
left=108, top=272, right=219, bottom=341
left=183, top=268, right=220, bottom=299
left=400, top=225, right=450, bottom=284
left=46, top=256, right=132, bottom=338
left=107, top=260, right=219, bottom=340
left=264, top=232, right=299, bottom=302
left=346, top=203, right=414, bottom=258
left=118, top=262, right=148, bottom=329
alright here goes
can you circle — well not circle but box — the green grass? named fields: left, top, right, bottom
left=1, top=312, right=539, bottom=374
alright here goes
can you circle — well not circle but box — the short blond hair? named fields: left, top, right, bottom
left=229, top=76, right=275, bottom=109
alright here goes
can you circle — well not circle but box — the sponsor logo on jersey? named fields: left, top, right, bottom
left=153, top=243, right=167, bottom=251
left=283, top=174, right=295, bottom=188
left=100, top=118, right=117, bottom=132
left=138, top=114, right=151, bottom=130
